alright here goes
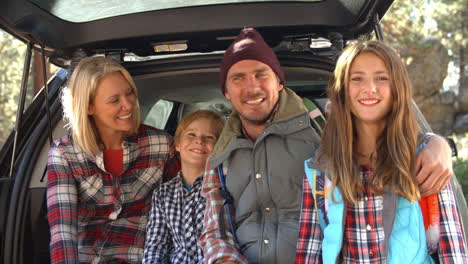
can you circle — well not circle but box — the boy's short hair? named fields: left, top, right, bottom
left=174, top=110, right=225, bottom=145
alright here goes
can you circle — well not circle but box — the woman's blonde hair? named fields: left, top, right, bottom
left=320, top=40, right=420, bottom=203
left=174, top=110, right=225, bottom=146
left=62, top=56, right=140, bottom=156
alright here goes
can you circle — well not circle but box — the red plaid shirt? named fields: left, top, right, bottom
left=296, top=167, right=467, bottom=264
left=199, top=163, right=248, bottom=264
left=47, top=125, right=179, bottom=264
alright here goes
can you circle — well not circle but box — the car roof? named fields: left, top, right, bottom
left=0, top=0, right=393, bottom=66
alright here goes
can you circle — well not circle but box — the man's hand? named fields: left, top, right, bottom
left=415, top=135, right=453, bottom=197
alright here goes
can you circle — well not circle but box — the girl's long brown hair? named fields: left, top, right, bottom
left=320, top=41, right=420, bottom=203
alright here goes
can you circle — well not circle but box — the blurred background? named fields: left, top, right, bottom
left=380, top=0, right=467, bottom=203
left=0, top=0, right=466, bottom=200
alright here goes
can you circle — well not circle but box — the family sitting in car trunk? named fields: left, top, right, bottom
left=46, top=28, right=466, bottom=264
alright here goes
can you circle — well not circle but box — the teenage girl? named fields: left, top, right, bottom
left=295, top=41, right=466, bottom=263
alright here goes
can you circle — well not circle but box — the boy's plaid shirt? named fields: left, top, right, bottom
left=295, top=168, right=467, bottom=264
left=47, top=125, right=179, bottom=264
left=143, top=173, right=205, bottom=264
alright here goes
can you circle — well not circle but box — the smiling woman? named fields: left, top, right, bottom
left=87, top=72, right=138, bottom=150
left=60, top=57, right=141, bottom=156
left=46, top=56, right=179, bottom=263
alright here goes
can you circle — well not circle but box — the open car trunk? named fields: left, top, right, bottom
left=1, top=1, right=467, bottom=263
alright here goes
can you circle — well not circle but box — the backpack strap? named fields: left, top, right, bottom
left=382, top=190, right=398, bottom=258
left=304, top=164, right=328, bottom=230
left=216, top=163, right=239, bottom=246
left=302, top=97, right=326, bottom=137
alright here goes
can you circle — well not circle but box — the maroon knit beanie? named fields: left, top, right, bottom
left=220, top=28, right=285, bottom=93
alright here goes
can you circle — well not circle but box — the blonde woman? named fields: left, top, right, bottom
left=295, top=41, right=466, bottom=263
left=47, top=57, right=179, bottom=263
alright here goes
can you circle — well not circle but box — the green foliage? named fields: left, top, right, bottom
left=382, top=0, right=467, bottom=81
left=0, top=30, right=30, bottom=148
left=451, top=132, right=468, bottom=205
left=430, top=0, right=467, bottom=65
left=381, top=1, right=427, bottom=59
left=454, top=157, right=468, bottom=204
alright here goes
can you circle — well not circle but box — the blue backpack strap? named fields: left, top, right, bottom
left=416, top=133, right=434, bottom=155
left=304, top=160, right=327, bottom=231
left=216, top=163, right=239, bottom=246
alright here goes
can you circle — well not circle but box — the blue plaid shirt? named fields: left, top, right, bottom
left=143, top=173, right=205, bottom=264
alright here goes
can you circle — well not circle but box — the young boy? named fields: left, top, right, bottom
left=143, top=110, right=224, bottom=264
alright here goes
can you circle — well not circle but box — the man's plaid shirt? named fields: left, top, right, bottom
left=143, top=173, right=205, bottom=264
left=199, top=164, right=248, bottom=264
left=295, top=167, right=467, bottom=264
left=199, top=102, right=282, bottom=264
left=47, top=125, right=179, bottom=264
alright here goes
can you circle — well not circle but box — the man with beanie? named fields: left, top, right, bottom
left=199, top=28, right=454, bottom=264
left=200, top=27, right=321, bottom=264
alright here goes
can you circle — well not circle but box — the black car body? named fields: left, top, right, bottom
left=0, top=0, right=466, bottom=263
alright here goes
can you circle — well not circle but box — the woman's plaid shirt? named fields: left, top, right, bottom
left=47, top=125, right=179, bottom=264
left=143, top=173, right=205, bottom=264
left=295, top=168, right=467, bottom=264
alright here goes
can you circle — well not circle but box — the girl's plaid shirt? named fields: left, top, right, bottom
left=295, top=167, right=467, bottom=264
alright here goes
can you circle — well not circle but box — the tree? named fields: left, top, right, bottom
left=382, top=1, right=427, bottom=60
left=431, top=0, right=467, bottom=92
left=382, top=1, right=468, bottom=198
left=382, top=0, right=467, bottom=93
left=0, top=31, right=31, bottom=148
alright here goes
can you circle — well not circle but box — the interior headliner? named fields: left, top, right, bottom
left=134, top=66, right=331, bottom=106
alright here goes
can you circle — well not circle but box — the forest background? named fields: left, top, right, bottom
left=0, top=0, right=467, bottom=201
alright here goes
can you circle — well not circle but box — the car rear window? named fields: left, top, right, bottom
left=30, top=0, right=322, bottom=23
left=142, top=99, right=174, bottom=129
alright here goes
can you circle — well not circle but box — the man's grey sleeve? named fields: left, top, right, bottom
left=412, top=100, right=468, bottom=243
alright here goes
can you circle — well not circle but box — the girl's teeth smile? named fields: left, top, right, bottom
left=359, top=99, right=379, bottom=105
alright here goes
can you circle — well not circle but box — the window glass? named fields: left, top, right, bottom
left=143, top=99, right=174, bottom=129
left=0, top=30, right=34, bottom=150
left=30, top=0, right=322, bottom=22
left=0, top=30, right=56, bottom=150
